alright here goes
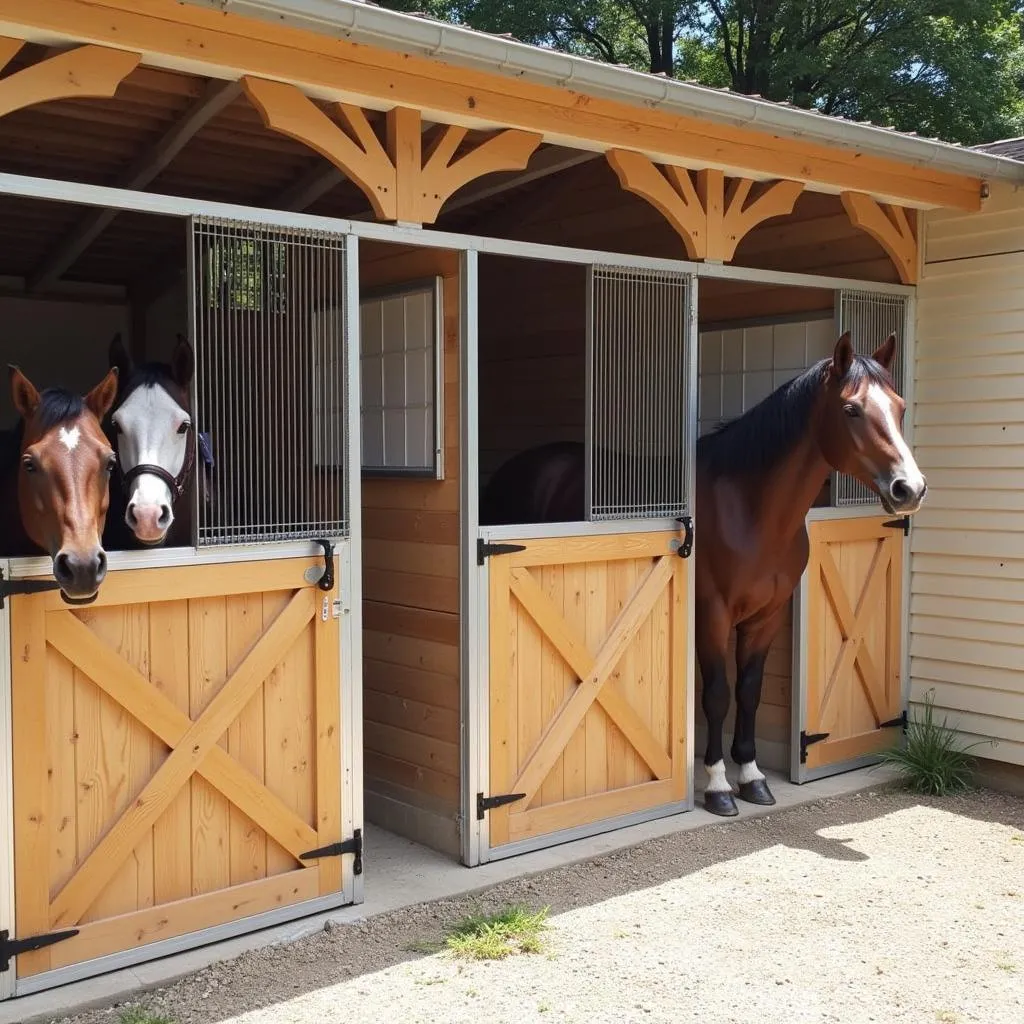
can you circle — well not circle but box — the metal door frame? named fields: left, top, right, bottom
left=0, top=222, right=364, bottom=996
left=463, top=253, right=698, bottom=865
left=790, top=288, right=916, bottom=784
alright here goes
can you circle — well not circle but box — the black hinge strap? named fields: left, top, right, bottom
left=0, top=927, right=79, bottom=973
left=314, top=539, right=335, bottom=592
left=477, top=539, right=527, bottom=565
left=299, top=828, right=363, bottom=875
left=880, top=709, right=908, bottom=732
left=477, top=791, right=526, bottom=820
left=883, top=516, right=910, bottom=536
left=0, top=568, right=63, bottom=610
left=799, top=730, right=830, bottom=764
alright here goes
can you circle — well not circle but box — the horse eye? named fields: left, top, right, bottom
left=21, top=455, right=36, bottom=474
left=177, top=421, right=190, bottom=435
left=843, top=404, right=861, bottom=418
left=106, top=455, right=118, bottom=474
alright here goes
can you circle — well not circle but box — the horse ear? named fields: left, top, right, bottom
left=830, top=332, right=854, bottom=379
left=109, top=333, right=132, bottom=379
left=9, top=365, right=40, bottom=419
left=171, top=335, right=194, bottom=387
left=85, top=367, right=119, bottom=421
left=872, top=333, right=897, bottom=371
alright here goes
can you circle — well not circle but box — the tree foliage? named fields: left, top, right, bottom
left=382, top=1, right=1024, bottom=144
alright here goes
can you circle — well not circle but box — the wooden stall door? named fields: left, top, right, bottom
left=486, top=532, right=688, bottom=851
left=10, top=555, right=347, bottom=981
left=798, top=516, right=906, bottom=777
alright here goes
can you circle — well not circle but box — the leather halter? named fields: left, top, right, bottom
left=119, top=422, right=196, bottom=505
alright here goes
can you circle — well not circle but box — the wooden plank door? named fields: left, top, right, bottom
left=795, top=516, right=906, bottom=779
left=9, top=554, right=348, bottom=983
left=485, top=532, right=689, bottom=853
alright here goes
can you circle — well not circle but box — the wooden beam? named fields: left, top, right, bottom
left=840, top=192, right=918, bottom=284
left=244, top=76, right=541, bottom=224
left=608, top=150, right=803, bottom=261
left=276, top=162, right=344, bottom=212
left=0, top=36, right=139, bottom=118
left=29, top=78, right=241, bottom=290
left=0, top=0, right=980, bottom=210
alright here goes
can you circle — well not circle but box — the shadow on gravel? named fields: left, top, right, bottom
left=51, top=786, right=1024, bottom=1024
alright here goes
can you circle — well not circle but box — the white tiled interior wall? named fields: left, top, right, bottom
left=698, top=316, right=836, bottom=436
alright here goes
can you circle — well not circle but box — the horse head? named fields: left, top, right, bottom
left=815, top=331, right=926, bottom=516
left=107, top=333, right=195, bottom=547
left=8, top=364, right=119, bottom=601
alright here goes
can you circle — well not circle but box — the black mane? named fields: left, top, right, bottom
left=696, top=354, right=893, bottom=479
left=119, top=361, right=177, bottom=402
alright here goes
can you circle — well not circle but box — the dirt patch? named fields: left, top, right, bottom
left=47, top=788, right=1024, bottom=1024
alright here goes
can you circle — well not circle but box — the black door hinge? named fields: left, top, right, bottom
left=477, top=791, right=526, bottom=820
left=0, top=927, right=79, bottom=973
left=477, top=539, right=527, bottom=565
left=880, top=709, right=908, bottom=732
left=883, top=516, right=910, bottom=536
left=300, top=828, right=363, bottom=876
left=800, top=730, right=830, bottom=764
left=675, top=516, right=694, bottom=558
left=314, top=539, right=335, bottom=592
left=0, top=568, right=63, bottom=610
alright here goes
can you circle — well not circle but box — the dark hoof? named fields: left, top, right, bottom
left=704, top=790, right=739, bottom=817
left=738, top=778, right=776, bottom=806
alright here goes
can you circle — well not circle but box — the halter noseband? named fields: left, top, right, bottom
left=119, top=422, right=196, bottom=505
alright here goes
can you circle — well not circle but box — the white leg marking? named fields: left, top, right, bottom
left=58, top=425, right=80, bottom=452
left=738, top=760, right=765, bottom=785
left=705, top=760, right=731, bottom=793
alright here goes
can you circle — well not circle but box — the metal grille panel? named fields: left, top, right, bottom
left=587, top=266, right=691, bottom=520
left=191, top=217, right=349, bottom=545
left=833, top=289, right=908, bottom=507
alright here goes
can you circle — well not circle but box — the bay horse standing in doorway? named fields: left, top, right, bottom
left=105, top=334, right=207, bottom=549
left=480, top=332, right=927, bottom=816
left=1, top=365, right=119, bottom=602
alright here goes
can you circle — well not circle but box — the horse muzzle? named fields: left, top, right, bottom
left=879, top=474, right=927, bottom=516
left=53, top=545, right=108, bottom=600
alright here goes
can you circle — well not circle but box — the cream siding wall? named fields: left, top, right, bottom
left=915, top=183, right=1024, bottom=766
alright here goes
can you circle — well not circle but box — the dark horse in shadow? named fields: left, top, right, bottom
left=480, top=332, right=927, bottom=816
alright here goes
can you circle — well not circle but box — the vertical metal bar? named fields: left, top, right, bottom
left=187, top=217, right=201, bottom=547
left=459, top=247, right=484, bottom=865
left=584, top=265, right=595, bottom=521
left=684, top=273, right=698, bottom=808
left=0, top=557, right=16, bottom=1001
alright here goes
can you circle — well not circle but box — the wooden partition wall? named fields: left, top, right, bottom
left=359, top=242, right=463, bottom=857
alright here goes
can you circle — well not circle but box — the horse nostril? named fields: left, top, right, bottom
left=890, top=478, right=911, bottom=504
left=126, top=502, right=138, bottom=527
left=54, top=553, right=72, bottom=583
left=158, top=504, right=172, bottom=528
left=96, top=550, right=108, bottom=578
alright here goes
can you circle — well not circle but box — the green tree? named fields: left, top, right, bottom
left=381, top=1, right=1024, bottom=144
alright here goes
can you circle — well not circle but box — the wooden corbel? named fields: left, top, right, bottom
left=243, top=77, right=541, bottom=224
left=840, top=192, right=918, bottom=284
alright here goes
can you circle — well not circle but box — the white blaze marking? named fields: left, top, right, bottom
left=866, top=383, right=925, bottom=493
left=738, top=760, right=765, bottom=785
left=705, top=760, right=731, bottom=793
left=58, top=425, right=80, bottom=452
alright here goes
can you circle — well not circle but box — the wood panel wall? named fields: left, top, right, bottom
left=359, top=242, right=463, bottom=856
left=451, top=158, right=899, bottom=286
left=478, top=255, right=587, bottom=482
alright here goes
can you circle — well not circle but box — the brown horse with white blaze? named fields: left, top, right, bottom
left=695, top=331, right=926, bottom=815
left=2, top=366, right=119, bottom=602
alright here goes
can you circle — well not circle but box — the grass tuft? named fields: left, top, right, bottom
left=877, top=690, right=991, bottom=796
left=119, top=1009, right=175, bottom=1024
left=445, top=904, right=550, bottom=960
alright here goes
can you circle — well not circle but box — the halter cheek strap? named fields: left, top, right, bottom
left=120, top=423, right=196, bottom=505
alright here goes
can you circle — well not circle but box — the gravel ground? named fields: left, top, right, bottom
left=49, top=787, right=1024, bottom=1024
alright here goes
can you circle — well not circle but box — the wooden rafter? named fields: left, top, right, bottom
left=242, top=76, right=542, bottom=224
left=0, top=36, right=140, bottom=118
left=607, top=149, right=804, bottom=262
left=840, top=191, right=918, bottom=284
left=30, top=78, right=242, bottom=291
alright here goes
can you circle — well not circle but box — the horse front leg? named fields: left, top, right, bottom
left=697, top=599, right=736, bottom=817
left=732, top=607, right=787, bottom=807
